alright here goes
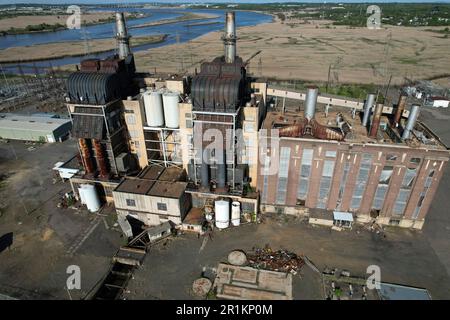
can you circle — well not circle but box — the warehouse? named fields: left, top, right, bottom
left=0, top=113, right=72, bottom=143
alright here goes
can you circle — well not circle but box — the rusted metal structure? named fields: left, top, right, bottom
left=394, top=94, right=408, bottom=127
left=369, top=103, right=384, bottom=138
left=79, top=138, right=95, bottom=174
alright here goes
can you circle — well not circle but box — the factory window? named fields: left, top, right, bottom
left=386, top=154, right=398, bottom=161
left=126, top=199, right=136, bottom=207
left=129, top=130, right=137, bottom=138
left=185, top=113, right=192, bottom=119
left=392, top=167, right=417, bottom=216
left=410, top=157, right=421, bottom=164
left=261, top=156, right=270, bottom=203
left=157, top=202, right=167, bottom=211
left=244, top=123, right=255, bottom=133
left=372, top=166, right=394, bottom=210
left=412, top=170, right=435, bottom=219
left=124, top=109, right=134, bottom=114
left=325, top=151, right=337, bottom=158
left=127, top=114, right=136, bottom=124
left=186, top=119, right=193, bottom=128
left=316, top=160, right=335, bottom=209
left=276, top=147, right=291, bottom=205
left=337, top=160, right=351, bottom=210
left=297, top=148, right=314, bottom=200
left=350, top=154, right=373, bottom=210
left=134, top=141, right=140, bottom=148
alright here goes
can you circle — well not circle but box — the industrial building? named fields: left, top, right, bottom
left=0, top=113, right=71, bottom=143
left=61, top=11, right=448, bottom=234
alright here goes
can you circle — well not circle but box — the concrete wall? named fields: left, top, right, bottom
left=122, top=98, right=148, bottom=169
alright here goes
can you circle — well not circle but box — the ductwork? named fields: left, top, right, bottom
left=402, top=104, right=420, bottom=140
left=93, top=139, right=109, bottom=178
left=223, top=11, right=237, bottom=64
left=362, top=93, right=376, bottom=127
left=394, top=94, right=407, bottom=127
left=369, top=103, right=384, bottom=138
left=79, top=138, right=95, bottom=174
left=115, top=12, right=131, bottom=59
left=304, top=86, right=318, bottom=120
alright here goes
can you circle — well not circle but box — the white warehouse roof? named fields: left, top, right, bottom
left=0, top=113, right=71, bottom=132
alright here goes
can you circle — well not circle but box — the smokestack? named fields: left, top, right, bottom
left=369, top=103, right=384, bottom=138
left=305, top=86, right=318, bottom=120
left=93, top=139, right=109, bottom=178
left=115, top=12, right=131, bottom=59
left=402, top=104, right=420, bottom=140
left=393, top=94, right=407, bottom=127
left=223, top=11, right=236, bottom=64
left=362, top=93, right=376, bottom=127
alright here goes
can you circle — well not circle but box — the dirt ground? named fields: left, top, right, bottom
left=0, top=139, right=123, bottom=300
left=134, top=19, right=450, bottom=85
left=0, top=35, right=166, bottom=63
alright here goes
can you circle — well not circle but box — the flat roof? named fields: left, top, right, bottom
left=0, top=113, right=71, bottom=132
left=138, top=165, right=164, bottom=180
left=262, top=109, right=447, bottom=150
left=148, top=181, right=187, bottom=198
left=115, top=178, right=155, bottom=195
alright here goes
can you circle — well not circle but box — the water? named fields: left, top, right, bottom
left=0, top=8, right=272, bottom=73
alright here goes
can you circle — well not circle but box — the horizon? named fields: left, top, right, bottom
left=1, top=1, right=450, bottom=6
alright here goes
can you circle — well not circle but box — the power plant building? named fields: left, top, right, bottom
left=62, top=11, right=448, bottom=234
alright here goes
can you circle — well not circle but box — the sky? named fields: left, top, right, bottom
left=1, top=1, right=449, bottom=5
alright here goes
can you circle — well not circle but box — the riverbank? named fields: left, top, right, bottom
left=0, top=34, right=166, bottom=63
left=131, top=18, right=450, bottom=85
left=131, top=11, right=218, bottom=29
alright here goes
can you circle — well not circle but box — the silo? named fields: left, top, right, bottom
left=231, top=201, right=241, bottom=226
left=78, top=184, right=101, bottom=212
left=215, top=199, right=230, bottom=229
left=143, top=90, right=164, bottom=127
left=162, top=91, right=180, bottom=128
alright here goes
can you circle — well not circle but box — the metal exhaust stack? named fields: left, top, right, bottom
left=305, top=86, right=318, bottom=120
left=369, top=103, right=384, bottom=138
left=115, top=12, right=131, bottom=59
left=393, top=94, right=407, bottom=127
left=402, top=104, right=420, bottom=140
left=223, top=11, right=236, bottom=64
left=362, top=93, right=376, bottom=127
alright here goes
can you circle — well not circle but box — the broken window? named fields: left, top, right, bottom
left=297, top=148, right=314, bottom=200
left=337, top=160, right=351, bottom=210
left=261, top=156, right=270, bottom=203
left=410, top=157, right=421, bottom=164
left=412, top=170, right=435, bottom=219
left=126, top=199, right=136, bottom=207
left=385, top=154, right=398, bottom=161
left=372, top=166, right=394, bottom=210
left=350, top=154, right=373, bottom=210
left=316, top=160, right=335, bottom=209
left=157, top=202, right=167, bottom=211
left=276, top=147, right=291, bottom=205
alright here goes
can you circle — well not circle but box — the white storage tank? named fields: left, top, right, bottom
left=78, top=184, right=101, bottom=212
left=215, top=199, right=230, bottom=229
left=231, top=201, right=241, bottom=226
left=143, top=90, right=164, bottom=127
left=162, top=91, right=180, bottom=128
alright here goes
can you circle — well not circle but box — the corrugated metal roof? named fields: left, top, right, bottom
left=0, top=113, right=71, bottom=132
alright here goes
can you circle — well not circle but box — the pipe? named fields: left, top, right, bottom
left=402, top=104, right=420, bottom=140
left=200, top=163, right=210, bottom=190
left=393, top=94, right=407, bottom=127
left=369, top=103, right=384, bottom=138
left=92, top=139, right=109, bottom=178
left=79, top=138, right=95, bottom=174
left=304, top=86, right=318, bottom=120
left=223, top=11, right=236, bottom=64
left=216, top=149, right=227, bottom=191
left=362, top=93, right=376, bottom=127
left=115, top=12, right=131, bottom=59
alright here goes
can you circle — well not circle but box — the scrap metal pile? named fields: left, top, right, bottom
left=247, top=246, right=305, bottom=274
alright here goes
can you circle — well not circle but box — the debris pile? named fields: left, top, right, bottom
left=247, top=246, right=305, bottom=274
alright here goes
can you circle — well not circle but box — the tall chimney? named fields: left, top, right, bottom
left=223, top=11, right=236, bottom=64
left=362, top=93, right=376, bottom=127
left=393, top=94, right=407, bottom=127
left=305, top=86, right=318, bottom=120
left=402, top=104, right=420, bottom=140
left=369, top=103, right=384, bottom=138
left=115, top=12, right=131, bottom=59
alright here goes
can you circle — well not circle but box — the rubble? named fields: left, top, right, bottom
left=246, top=245, right=305, bottom=274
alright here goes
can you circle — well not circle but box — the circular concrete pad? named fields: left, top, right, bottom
left=228, top=250, right=247, bottom=266
left=192, top=278, right=212, bottom=297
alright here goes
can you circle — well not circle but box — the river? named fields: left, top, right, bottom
left=0, top=8, right=272, bottom=73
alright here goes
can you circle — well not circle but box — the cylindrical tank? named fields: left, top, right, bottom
left=362, top=93, right=376, bottom=127
left=402, top=104, right=420, bottom=140
left=305, top=86, right=318, bottom=120
left=78, top=184, right=101, bottom=212
left=231, top=201, right=241, bottom=226
left=215, top=199, right=230, bottom=229
left=143, top=90, right=164, bottom=127
left=162, top=92, right=180, bottom=128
